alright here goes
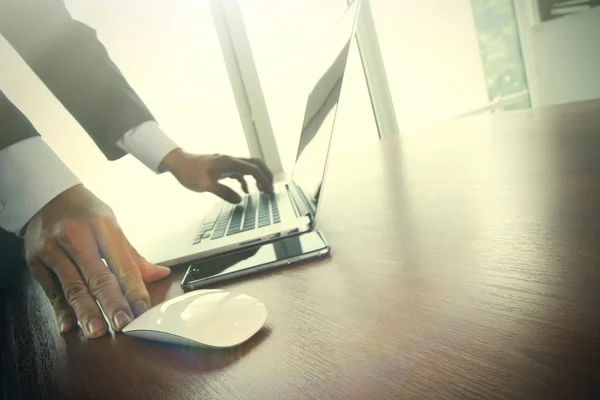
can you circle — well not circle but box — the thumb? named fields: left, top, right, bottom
left=131, top=246, right=171, bottom=283
left=138, top=260, right=171, bottom=283
left=211, top=183, right=242, bottom=204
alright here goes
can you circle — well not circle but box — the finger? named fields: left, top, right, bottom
left=40, top=247, right=107, bottom=338
left=129, top=245, right=171, bottom=284
left=29, top=260, right=76, bottom=333
left=219, top=158, right=271, bottom=195
left=58, top=225, right=134, bottom=332
left=243, top=158, right=274, bottom=191
left=92, top=216, right=152, bottom=316
left=209, top=182, right=242, bottom=204
left=234, top=175, right=249, bottom=194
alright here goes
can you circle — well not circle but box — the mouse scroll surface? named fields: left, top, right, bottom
left=122, top=290, right=268, bottom=348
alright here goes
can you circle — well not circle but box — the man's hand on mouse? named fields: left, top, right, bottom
left=161, top=149, right=274, bottom=203
left=24, top=184, right=171, bottom=339
left=23, top=150, right=274, bottom=339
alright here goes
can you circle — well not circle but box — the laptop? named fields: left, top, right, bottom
left=140, top=1, right=360, bottom=267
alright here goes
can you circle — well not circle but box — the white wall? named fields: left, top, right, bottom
left=515, top=4, right=600, bottom=107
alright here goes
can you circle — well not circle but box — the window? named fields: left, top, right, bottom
left=470, top=0, right=531, bottom=111
left=369, top=0, right=490, bottom=130
left=537, top=0, right=600, bottom=22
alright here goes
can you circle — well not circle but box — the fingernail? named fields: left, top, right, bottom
left=133, top=300, right=149, bottom=316
left=87, top=318, right=105, bottom=337
left=113, top=310, right=132, bottom=331
left=60, top=317, right=73, bottom=333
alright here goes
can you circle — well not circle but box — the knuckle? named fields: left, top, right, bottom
left=101, top=295, right=127, bottom=314
left=62, top=281, right=89, bottom=305
left=120, top=274, right=148, bottom=300
left=127, top=289, right=150, bottom=305
left=114, top=262, right=143, bottom=288
left=46, top=290, right=64, bottom=309
left=122, top=279, right=144, bottom=298
left=57, top=222, right=81, bottom=247
left=87, top=271, right=117, bottom=298
left=42, top=237, right=59, bottom=255
left=90, top=214, right=115, bottom=231
left=75, top=310, right=98, bottom=326
left=114, top=260, right=138, bottom=277
left=54, top=307, right=73, bottom=322
left=122, top=282, right=149, bottom=303
left=250, top=165, right=263, bottom=177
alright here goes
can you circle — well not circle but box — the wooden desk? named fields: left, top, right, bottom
left=3, top=100, right=600, bottom=399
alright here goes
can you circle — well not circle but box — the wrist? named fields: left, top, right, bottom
left=159, top=148, right=185, bottom=174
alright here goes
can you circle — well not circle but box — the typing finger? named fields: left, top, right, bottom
left=208, top=182, right=243, bottom=204
left=234, top=175, right=249, bottom=194
left=93, top=217, right=152, bottom=316
left=58, top=224, right=134, bottom=332
left=40, top=246, right=107, bottom=338
left=243, top=158, right=274, bottom=192
left=219, top=157, right=271, bottom=195
left=28, top=259, right=76, bottom=333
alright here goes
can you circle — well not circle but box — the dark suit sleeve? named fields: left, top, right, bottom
left=0, top=90, right=40, bottom=151
left=0, top=0, right=155, bottom=160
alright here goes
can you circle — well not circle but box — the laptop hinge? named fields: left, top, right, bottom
left=287, top=183, right=315, bottom=225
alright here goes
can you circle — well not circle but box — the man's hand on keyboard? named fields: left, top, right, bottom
left=161, top=149, right=274, bottom=204
left=23, top=185, right=171, bottom=338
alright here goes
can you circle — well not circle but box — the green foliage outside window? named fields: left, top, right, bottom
left=470, top=0, right=531, bottom=110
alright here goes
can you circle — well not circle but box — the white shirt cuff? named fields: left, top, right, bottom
left=0, top=137, right=81, bottom=235
left=116, top=121, right=180, bottom=174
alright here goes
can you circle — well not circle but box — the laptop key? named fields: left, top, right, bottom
left=202, top=204, right=222, bottom=226
left=258, top=213, right=270, bottom=221
left=258, top=219, right=271, bottom=228
left=242, top=214, right=256, bottom=230
left=228, top=205, right=244, bottom=229
left=212, top=229, right=226, bottom=239
left=227, top=228, right=241, bottom=236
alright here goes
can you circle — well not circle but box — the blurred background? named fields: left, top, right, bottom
left=1, top=0, right=598, bottom=243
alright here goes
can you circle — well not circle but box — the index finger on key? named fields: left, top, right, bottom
left=220, top=157, right=271, bottom=194
left=243, top=158, right=274, bottom=191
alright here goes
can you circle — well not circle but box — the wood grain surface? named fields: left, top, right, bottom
left=2, top=99, right=600, bottom=399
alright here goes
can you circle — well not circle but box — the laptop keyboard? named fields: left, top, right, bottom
left=192, top=193, right=280, bottom=245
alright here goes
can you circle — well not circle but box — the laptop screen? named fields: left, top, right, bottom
left=291, top=1, right=359, bottom=215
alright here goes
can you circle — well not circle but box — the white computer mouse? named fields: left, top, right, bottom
left=122, top=289, right=268, bottom=348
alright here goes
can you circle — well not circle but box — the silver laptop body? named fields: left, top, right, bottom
left=139, top=1, right=360, bottom=267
